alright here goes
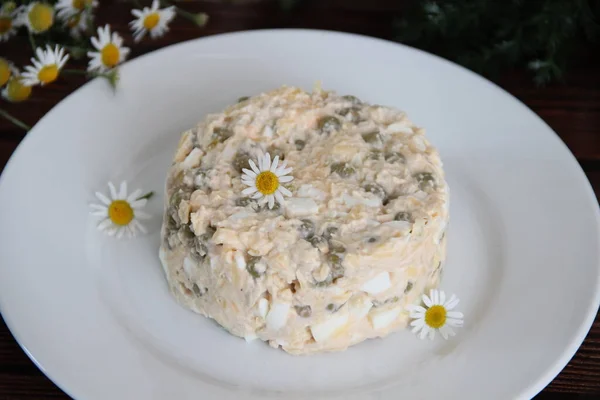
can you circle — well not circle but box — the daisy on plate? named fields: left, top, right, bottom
left=407, top=289, right=464, bottom=340
left=241, top=152, right=293, bottom=209
left=21, top=45, right=69, bottom=87
left=89, top=181, right=152, bottom=239
left=55, top=0, right=97, bottom=21
left=15, top=2, right=54, bottom=34
left=129, top=0, right=175, bottom=42
left=0, top=3, right=18, bottom=42
left=87, top=24, right=130, bottom=73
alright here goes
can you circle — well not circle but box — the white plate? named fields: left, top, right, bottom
left=0, top=30, right=599, bottom=400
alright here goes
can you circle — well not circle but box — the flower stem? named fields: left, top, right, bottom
left=28, top=32, right=36, bottom=52
left=0, top=109, right=31, bottom=131
left=62, top=68, right=89, bottom=75
left=136, top=191, right=154, bottom=201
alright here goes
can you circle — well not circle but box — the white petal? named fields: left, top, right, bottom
left=251, top=192, right=263, bottom=199
left=242, top=168, right=257, bottom=178
left=242, top=187, right=258, bottom=195
left=445, top=295, right=460, bottom=310
left=407, top=305, right=426, bottom=314
left=267, top=195, right=275, bottom=209
left=135, top=210, right=151, bottom=219
left=447, top=311, right=463, bottom=319
left=278, top=186, right=292, bottom=197
left=430, top=289, right=439, bottom=305
left=106, top=227, right=118, bottom=236
left=410, top=318, right=424, bottom=328
left=89, top=204, right=107, bottom=211
left=130, top=199, right=147, bottom=208
left=278, top=175, right=293, bottom=183
left=249, top=159, right=260, bottom=174
left=133, top=220, right=147, bottom=234
left=270, top=155, right=279, bottom=172
left=95, top=191, right=111, bottom=205
left=428, top=329, right=436, bottom=340
left=422, top=294, right=433, bottom=308
left=107, top=182, right=118, bottom=200
left=275, top=191, right=284, bottom=205
left=97, top=219, right=112, bottom=231
left=90, top=210, right=108, bottom=217
left=419, top=326, right=430, bottom=340
left=127, top=189, right=142, bottom=203
left=118, top=181, right=128, bottom=199
left=276, top=166, right=293, bottom=176
left=116, top=227, right=125, bottom=239
left=439, top=325, right=455, bottom=340
left=439, top=291, right=446, bottom=305
left=241, top=178, right=256, bottom=186
left=264, top=153, right=271, bottom=170
left=446, top=318, right=464, bottom=328
left=412, top=324, right=424, bottom=334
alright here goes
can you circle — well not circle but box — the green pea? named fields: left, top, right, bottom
left=192, top=284, right=206, bottom=297
left=328, top=253, right=345, bottom=280
left=394, top=211, right=412, bottom=222
left=326, top=303, right=342, bottom=312
left=364, top=183, right=387, bottom=199
left=294, top=139, right=306, bottom=151
left=342, top=95, right=361, bottom=104
left=235, top=197, right=255, bottom=207
left=295, top=305, right=312, bottom=318
left=362, top=131, right=381, bottom=144
left=190, top=239, right=208, bottom=262
left=268, top=146, right=285, bottom=161
left=246, top=256, right=264, bottom=278
left=329, top=241, right=346, bottom=254
left=237, top=96, right=250, bottom=102
left=299, top=219, right=315, bottom=239
left=385, top=152, right=405, bottom=163
left=232, top=151, right=250, bottom=173
left=338, top=108, right=360, bottom=123
left=369, top=150, right=383, bottom=160
left=368, top=237, right=378, bottom=243
left=323, top=226, right=338, bottom=241
left=404, top=281, right=413, bottom=294
left=180, top=224, right=196, bottom=247
left=330, top=162, right=355, bottom=178
left=213, top=126, right=233, bottom=142
left=414, top=172, right=436, bottom=190
left=309, top=235, right=325, bottom=247
left=317, top=116, right=341, bottom=134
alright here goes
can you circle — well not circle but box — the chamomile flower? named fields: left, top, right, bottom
left=0, top=57, right=14, bottom=86
left=1, top=73, right=32, bottom=103
left=21, top=45, right=69, bottom=87
left=87, top=25, right=130, bottom=73
left=0, top=4, right=17, bottom=42
left=89, top=181, right=152, bottom=239
left=129, top=0, right=175, bottom=42
left=407, top=289, right=464, bottom=340
left=63, top=10, right=90, bottom=39
left=16, top=2, right=54, bottom=34
left=241, top=152, right=294, bottom=209
left=55, top=0, right=97, bottom=21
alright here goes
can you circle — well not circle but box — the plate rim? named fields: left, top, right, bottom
left=0, top=28, right=599, bottom=400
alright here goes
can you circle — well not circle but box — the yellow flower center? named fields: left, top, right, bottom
left=72, top=0, right=92, bottom=11
left=108, top=200, right=134, bottom=226
left=143, top=13, right=160, bottom=30
left=4, top=77, right=32, bottom=103
left=101, top=43, right=120, bottom=68
left=255, top=171, right=279, bottom=195
left=424, top=305, right=447, bottom=329
left=28, top=3, right=54, bottom=33
left=0, top=58, right=11, bottom=87
left=0, top=16, right=12, bottom=34
left=37, top=64, right=59, bottom=84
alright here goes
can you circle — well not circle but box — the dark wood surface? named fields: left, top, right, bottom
left=1, top=1, right=599, bottom=399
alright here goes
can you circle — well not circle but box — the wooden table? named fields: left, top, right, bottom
left=1, top=1, right=599, bottom=398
